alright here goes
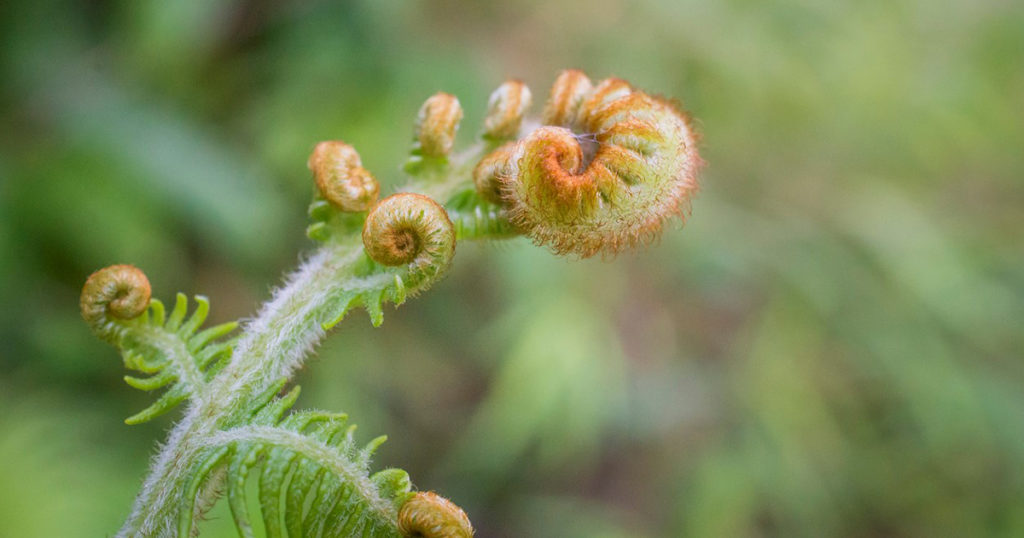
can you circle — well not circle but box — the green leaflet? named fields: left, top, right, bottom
left=444, top=188, right=517, bottom=241
left=306, top=196, right=368, bottom=242
left=117, top=293, right=238, bottom=424
left=183, top=381, right=413, bottom=538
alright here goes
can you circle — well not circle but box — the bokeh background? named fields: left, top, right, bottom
left=2, top=0, right=1023, bottom=536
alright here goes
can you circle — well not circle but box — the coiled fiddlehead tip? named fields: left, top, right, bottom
left=81, top=265, right=151, bottom=338
left=362, top=193, right=456, bottom=275
left=482, top=80, right=532, bottom=141
left=472, top=142, right=517, bottom=205
left=499, top=71, right=702, bottom=258
left=308, top=140, right=380, bottom=212
left=398, top=491, right=474, bottom=538
left=541, top=69, right=593, bottom=127
left=415, top=93, right=464, bottom=159
left=579, top=77, right=633, bottom=123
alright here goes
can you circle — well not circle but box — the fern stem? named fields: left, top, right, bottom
left=117, top=136, right=499, bottom=537
left=118, top=239, right=383, bottom=536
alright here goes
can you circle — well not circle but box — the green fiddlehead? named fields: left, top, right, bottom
left=81, top=265, right=237, bottom=424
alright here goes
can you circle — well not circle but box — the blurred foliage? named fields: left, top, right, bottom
left=1, top=0, right=1023, bottom=536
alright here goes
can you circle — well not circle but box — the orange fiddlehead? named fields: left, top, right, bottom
left=398, top=491, right=474, bottom=538
left=362, top=192, right=456, bottom=285
left=309, top=140, right=380, bottom=212
left=482, top=80, right=532, bottom=141
left=479, top=69, right=702, bottom=257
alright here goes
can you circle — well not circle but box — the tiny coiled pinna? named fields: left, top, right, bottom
left=414, top=93, right=464, bottom=160
left=362, top=193, right=456, bottom=284
left=80, top=264, right=151, bottom=342
left=482, top=80, right=532, bottom=141
left=541, top=69, right=592, bottom=128
left=471, top=142, right=517, bottom=205
left=398, top=491, right=474, bottom=538
left=308, top=140, right=380, bottom=212
left=483, top=69, right=702, bottom=258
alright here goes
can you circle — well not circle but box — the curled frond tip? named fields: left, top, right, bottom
left=483, top=80, right=532, bottom=141
left=80, top=265, right=151, bottom=338
left=482, top=69, right=702, bottom=258
left=308, top=140, right=380, bottom=212
left=362, top=193, right=456, bottom=279
left=415, top=93, right=463, bottom=159
left=398, top=491, right=473, bottom=538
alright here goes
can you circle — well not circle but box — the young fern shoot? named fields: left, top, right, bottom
left=81, top=70, right=702, bottom=537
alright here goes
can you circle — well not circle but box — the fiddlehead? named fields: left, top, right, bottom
left=363, top=193, right=455, bottom=274
left=541, top=69, right=592, bottom=128
left=310, top=140, right=380, bottom=212
left=82, top=265, right=237, bottom=424
left=472, top=142, right=516, bottom=206
left=80, top=264, right=151, bottom=343
left=481, top=69, right=702, bottom=257
left=398, top=492, right=474, bottom=538
left=307, top=141, right=380, bottom=241
left=406, top=92, right=463, bottom=173
left=309, top=193, right=456, bottom=330
left=482, top=80, right=532, bottom=142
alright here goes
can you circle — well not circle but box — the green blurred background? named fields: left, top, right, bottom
left=1, top=0, right=1022, bottom=536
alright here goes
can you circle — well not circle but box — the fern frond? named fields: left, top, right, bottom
left=318, top=267, right=411, bottom=330
left=302, top=195, right=452, bottom=329
left=82, top=266, right=238, bottom=424
left=311, top=198, right=453, bottom=331
left=117, top=293, right=237, bottom=424
left=186, top=384, right=413, bottom=538
left=309, top=188, right=511, bottom=330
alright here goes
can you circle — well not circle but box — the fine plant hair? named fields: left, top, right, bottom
left=80, top=70, right=702, bottom=538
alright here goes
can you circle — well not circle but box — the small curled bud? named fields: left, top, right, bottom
left=578, top=77, right=633, bottom=126
left=472, top=142, right=517, bottom=205
left=415, top=93, right=463, bottom=159
left=362, top=193, right=456, bottom=281
left=482, top=80, right=532, bottom=140
left=398, top=491, right=473, bottom=538
left=541, top=69, right=593, bottom=128
left=308, top=141, right=380, bottom=212
left=81, top=265, right=151, bottom=341
left=500, top=73, right=701, bottom=257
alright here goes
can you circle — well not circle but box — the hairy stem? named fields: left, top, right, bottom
left=117, top=150, right=493, bottom=537
left=118, top=239, right=380, bottom=536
